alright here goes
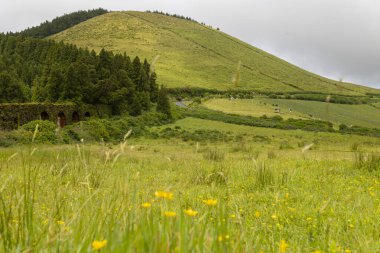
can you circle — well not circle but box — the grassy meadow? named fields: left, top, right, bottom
left=1, top=117, right=380, bottom=252
left=50, top=11, right=377, bottom=95
left=203, top=98, right=380, bottom=128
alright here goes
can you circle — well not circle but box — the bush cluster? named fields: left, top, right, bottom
left=0, top=112, right=171, bottom=146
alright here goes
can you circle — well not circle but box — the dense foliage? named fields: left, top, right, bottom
left=0, top=112, right=172, bottom=146
left=0, top=34, right=159, bottom=115
left=16, top=9, right=109, bottom=38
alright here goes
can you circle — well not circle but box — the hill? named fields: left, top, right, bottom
left=51, top=11, right=377, bottom=95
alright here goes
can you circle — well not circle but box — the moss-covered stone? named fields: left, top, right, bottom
left=0, top=103, right=111, bottom=130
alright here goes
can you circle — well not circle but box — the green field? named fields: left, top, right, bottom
left=203, top=98, right=309, bottom=120
left=204, top=98, right=380, bottom=128
left=50, top=11, right=376, bottom=95
left=2, top=117, right=380, bottom=252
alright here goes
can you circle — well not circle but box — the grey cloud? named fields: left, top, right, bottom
left=0, top=0, right=379, bottom=88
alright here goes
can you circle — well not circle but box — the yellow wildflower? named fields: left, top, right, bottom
left=92, top=239, right=107, bottom=251
left=141, top=202, right=152, bottom=208
left=184, top=208, right=198, bottom=217
left=345, top=250, right=351, bottom=253
left=279, top=239, right=289, bottom=253
left=202, top=199, right=218, bottom=206
left=230, top=214, right=236, bottom=218
left=312, top=251, right=322, bottom=253
left=57, top=220, right=65, bottom=225
left=254, top=211, right=261, bottom=218
left=271, top=214, right=277, bottom=220
left=164, top=211, right=177, bottom=217
left=218, top=235, right=224, bottom=242
left=155, top=191, right=174, bottom=200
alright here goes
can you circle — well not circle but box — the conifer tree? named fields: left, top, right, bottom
left=156, top=86, right=172, bottom=118
left=128, top=92, right=142, bottom=116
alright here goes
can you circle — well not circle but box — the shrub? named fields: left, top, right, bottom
left=193, top=97, right=202, bottom=104
left=0, top=131, right=15, bottom=147
left=21, top=120, right=58, bottom=143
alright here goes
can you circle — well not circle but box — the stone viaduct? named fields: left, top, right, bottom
left=0, top=103, right=110, bottom=130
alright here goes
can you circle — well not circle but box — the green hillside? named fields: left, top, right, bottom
left=204, top=98, right=380, bottom=128
left=51, top=11, right=377, bottom=95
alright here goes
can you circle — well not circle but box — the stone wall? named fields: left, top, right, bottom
left=0, top=103, right=111, bottom=130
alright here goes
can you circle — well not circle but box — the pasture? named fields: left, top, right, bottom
left=204, top=98, right=380, bottom=128
left=1, top=118, right=380, bottom=252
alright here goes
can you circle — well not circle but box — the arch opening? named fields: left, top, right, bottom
left=72, top=111, right=80, bottom=123
left=41, top=111, right=49, bottom=120
left=84, top=112, right=91, bottom=118
left=57, top=112, right=66, bottom=128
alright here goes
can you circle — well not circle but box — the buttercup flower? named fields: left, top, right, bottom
left=141, top=202, right=152, bottom=208
left=92, top=239, right=107, bottom=251
left=202, top=199, right=218, bottom=206
left=155, top=191, right=174, bottom=200
left=184, top=208, right=198, bottom=217
left=164, top=211, right=177, bottom=217
left=279, top=240, right=289, bottom=253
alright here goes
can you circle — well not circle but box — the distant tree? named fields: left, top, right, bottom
left=0, top=72, right=28, bottom=102
left=130, top=56, right=141, bottom=82
left=128, top=93, right=142, bottom=116
left=46, top=65, right=65, bottom=101
left=16, top=9, right=109, bottom=38
left=149, top=72, right=159, bottom=102
left=138, top=91, right=151, bottom=111
left=156, top=86, right=172, bottom=118
left=61, top=64, right=83, bottom=101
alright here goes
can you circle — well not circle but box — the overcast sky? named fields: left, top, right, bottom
left=1, top=0, right=379, bottom=88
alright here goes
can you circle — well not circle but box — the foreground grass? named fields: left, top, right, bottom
left=1, top=129, right=380, bottom=252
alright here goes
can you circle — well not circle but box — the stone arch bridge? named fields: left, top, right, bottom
left=0, top=103, right=110, bottom=130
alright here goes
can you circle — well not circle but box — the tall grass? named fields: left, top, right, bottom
left=1, top=130, right=380, bottom=251
left=353, top=152, right=380, bottom=172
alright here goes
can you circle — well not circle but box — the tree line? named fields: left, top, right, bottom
left=14, top=8, right=109, bottom=38
left=0, top=34, right=171, bottom=117
left=146, top=10, right=199, bottom=23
